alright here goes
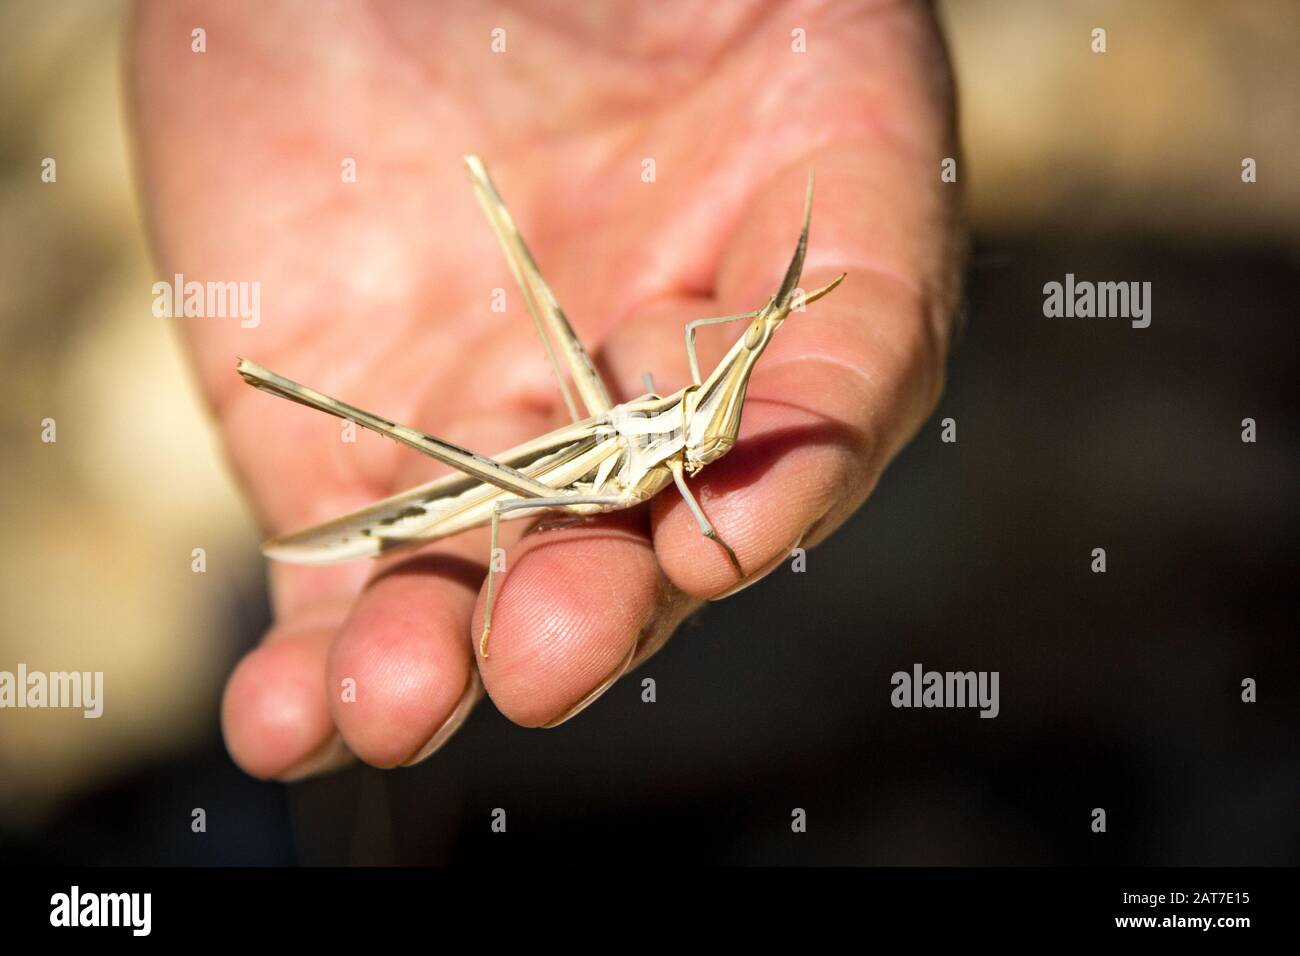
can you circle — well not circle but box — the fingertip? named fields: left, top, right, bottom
left=327, top=558, right=480, bottom=768
left=652, top=394, right=866, bottom=600
left=221, top=627, right=342, bottom=781
left=472, top=516, right=659, bottom=728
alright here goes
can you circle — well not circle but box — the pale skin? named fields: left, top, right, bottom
left=130, top=0, right=960, bottom=779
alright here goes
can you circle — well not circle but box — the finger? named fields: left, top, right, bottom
left=470, top=508, right=693, bottom=728
left=220, top=585, right=355, bottom=781
left=650, top=142, right=956, bottom=598
left=324, top=410, right=548, bottom=764
left=326, top=540, right=485, bottom=767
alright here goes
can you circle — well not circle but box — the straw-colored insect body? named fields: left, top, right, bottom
left=237, top=156, right=845, bottom=657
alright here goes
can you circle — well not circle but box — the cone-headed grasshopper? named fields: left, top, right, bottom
left=237, top=156, right=845, bottom=657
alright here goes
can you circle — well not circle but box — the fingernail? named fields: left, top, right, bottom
left=402, top=669, right=485, bottom=766
left=541, top=640, right=637, bottom=729
left=277, top=733, right=353, bottom=783
left=713, top=530, right=805, bottom=600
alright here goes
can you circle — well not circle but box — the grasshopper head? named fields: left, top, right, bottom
left=684, top=170, right=845, bottom=472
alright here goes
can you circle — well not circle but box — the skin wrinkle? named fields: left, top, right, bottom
left=374, top=6, right=748, bottom=144
left=503, top=531, right=649, bottom=683
left=757, top=342, right=929, bottom=450
left=509, top=520, right=691, bottom=697
left=262, top=597, right=353, bottom=645
left=527, top=597, right=604, bottom=691
left=503, top=2, right=773, bottom=122
left=488, top=528, right=647, bottom=676
left=763, top=351, right=879, bottom=394
left=724, top=395, right=874, bottom=478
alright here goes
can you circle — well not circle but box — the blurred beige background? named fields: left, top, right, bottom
left=0, top=0, right=1297, bottom=828
left=0, top=0, right=257, bottom=827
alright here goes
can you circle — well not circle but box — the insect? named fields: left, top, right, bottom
left=237, top=156, right=845, bottom=658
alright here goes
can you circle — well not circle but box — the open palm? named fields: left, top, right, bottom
left=131, top=0, right=958, bottom=779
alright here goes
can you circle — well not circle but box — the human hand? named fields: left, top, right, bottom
left=130, top=0, right=960, bottom=779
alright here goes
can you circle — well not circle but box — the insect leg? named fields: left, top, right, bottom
left=667, top=459, right=743, bottom=578
left=464, top=155, right=613, bottom=421
left=480, top=492, right=632, bottom=658
left=237, top=358, right=558, bottom=500
left=683, top=273, right=845, bottom=386
left=684, top=308, right=763, bottom=386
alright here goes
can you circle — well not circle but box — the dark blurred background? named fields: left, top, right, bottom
left=2, top=1, right=1296, bottom=864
